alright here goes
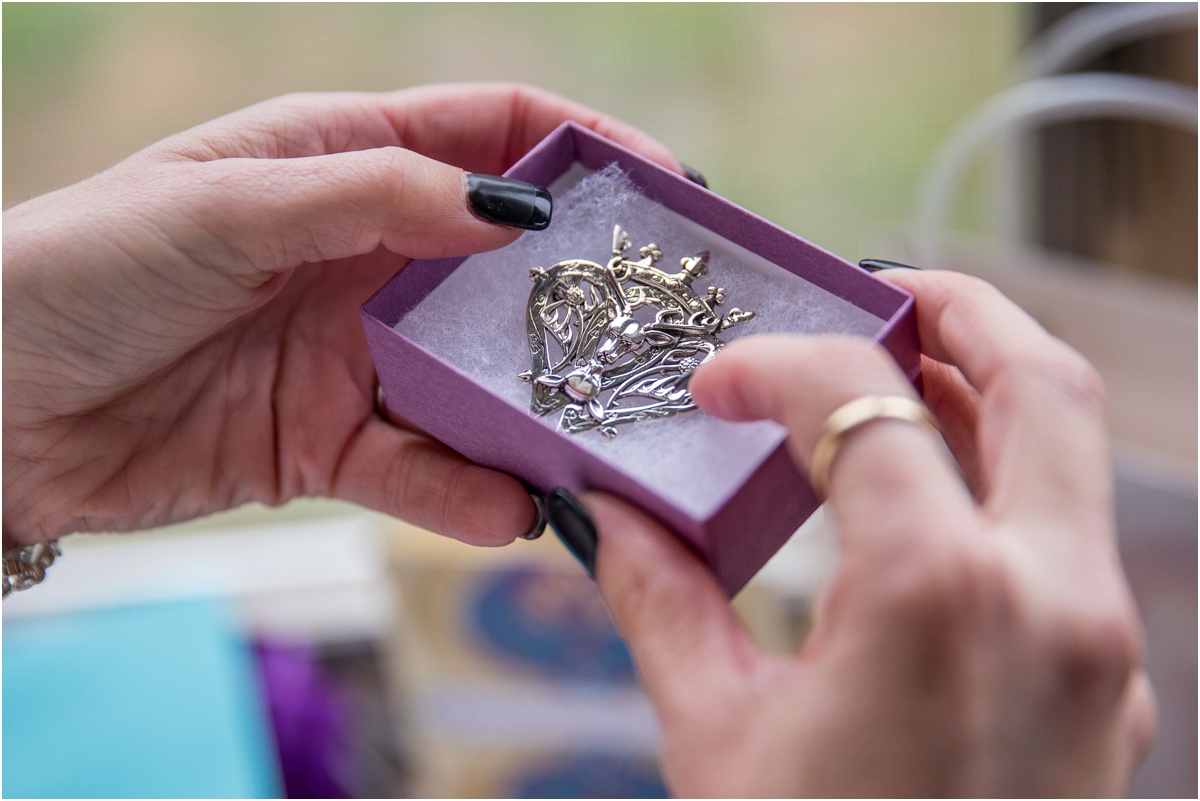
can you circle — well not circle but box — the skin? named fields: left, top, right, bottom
left=2, top=83, right=682, bottom=550
left=585, top=269, right=1157, bottom=797
left=5, top=83, right=1154, bottom=797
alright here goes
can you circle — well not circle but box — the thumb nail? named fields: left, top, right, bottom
left=682, top=163, right=708, bottom=189
left=466, top=174, right=552, bottom=231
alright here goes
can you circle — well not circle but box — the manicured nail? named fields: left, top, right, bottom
left=858, top=258, right=921, bottom=273
left=682, top=164, right=708, bottom=189
left=546, top=488, right=596, bottom=577
left=466, top=174, right=552, bottom=231
left=520, top=487, right=548, bottom=541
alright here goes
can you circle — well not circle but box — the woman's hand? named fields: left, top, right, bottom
left=584, top=270, right=1155, bottom=796
left=2, top=83, right=681, bottom=548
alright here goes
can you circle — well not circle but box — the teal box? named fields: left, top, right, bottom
left=3, top=598, right=280, bottom=798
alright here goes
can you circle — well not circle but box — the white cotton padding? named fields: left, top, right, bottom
left=395, top=164, right=884, bottom=517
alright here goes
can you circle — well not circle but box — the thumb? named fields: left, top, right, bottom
left=168, top=147, right=550, bottom=273
left=583, top=492, right=762, bottom=719
left=330, top=415, right=538, bottom=547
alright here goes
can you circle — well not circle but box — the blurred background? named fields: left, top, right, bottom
left=3, top=3, right=1195, bottom=798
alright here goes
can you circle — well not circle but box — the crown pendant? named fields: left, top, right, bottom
left=519, top=225, right=756, bottom=439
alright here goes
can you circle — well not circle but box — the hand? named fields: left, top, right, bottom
left=585, top=270, right=1155, bottom=796
left=2, top=83, right=682, bottom=548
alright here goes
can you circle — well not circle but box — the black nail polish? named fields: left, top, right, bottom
left=858, top=258, right=921, bottom=273
left=546, top=488, right=597, bottom=577
left=520, top=486, right=548, bottom=541
left=682, top=164, right=708, bottom=189
left=466, top=174, right=552, bottom=231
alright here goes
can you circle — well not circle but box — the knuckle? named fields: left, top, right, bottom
left=502, top=81, right=539, bottom=102
left=813, top=336, right=910, bottom=395
left=367, top=148, right=455, bottom=211
left=820, top=336, right=896, bottom=373
left=1045, top=600, right=1142, bottom=693
left=262, top=90, right=323, bottom=112
left=387, top=441, right=445, bottom=532
left=354, top=146, right=415, bottom=190
left=994, top=346, right=1108, bottom=422
left=607, top=562, right=653, bottom=638
left=376, top=144, right=421, bottom=173
left=872, top=541, right=1013, bottom=630
left=1046, top=351, right=1108, bottom=418
left=934, top=273, right=1033, bottom=351
left=936, top=273, right=1005, bottom=322
left=952, top=272, right=1003, bottom=299
left=386, top=443, right=421, bottom=514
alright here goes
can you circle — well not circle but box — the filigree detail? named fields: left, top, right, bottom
left=519, top=225, right=755, bottom=437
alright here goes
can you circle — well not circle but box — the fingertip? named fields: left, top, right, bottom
left=690, top=339, right=769, bottom=423
left=451, top=466, right=537, bottom=547
left=687, top=357, right=729, bottom=417
left=871, top=266, right=924, bottom=291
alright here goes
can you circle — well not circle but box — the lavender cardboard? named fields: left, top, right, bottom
left=361, top=122, right=919, bottom=595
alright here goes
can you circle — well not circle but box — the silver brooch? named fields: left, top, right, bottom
left=519, top=225, right=755, bottom=438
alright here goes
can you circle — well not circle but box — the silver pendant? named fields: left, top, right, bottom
left=519, top=225, right=755, bottom=438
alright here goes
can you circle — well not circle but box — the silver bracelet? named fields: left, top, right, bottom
left=3, top=540, right=61, bottom=599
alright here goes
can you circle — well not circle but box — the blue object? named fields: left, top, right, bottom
left=468, top=565, right=636, bottom=682
left=511, top=753, right=668, bottom=798
left=3, top=598, right=281, bottom=798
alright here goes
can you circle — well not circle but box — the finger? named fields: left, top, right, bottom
left=168, top=147, right=535, bottom=274
left=1077, top=668, right=1157, bottom=793
left=918, top=354, right=986, bottom=498
left=159, top=84, right=682, bottom=176
left=383, top=83, right=684, bottom=175
left=330, top=416, right=536, bottom=546
left=877, top=270, right=1112, bottom=528
left=690, top=335, right=974, bottom=557
left=586, top=492, right=762, bottom=718
left=1118, top=669, right=1158, bottom=779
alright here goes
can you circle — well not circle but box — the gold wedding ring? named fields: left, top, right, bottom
left=809, top=395, right=940, bottom=499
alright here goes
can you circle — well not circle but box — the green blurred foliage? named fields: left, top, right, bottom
left=3, top=2, right=1021, bottom=257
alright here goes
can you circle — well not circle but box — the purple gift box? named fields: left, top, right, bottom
left=361, top=122, right=919, bottom=596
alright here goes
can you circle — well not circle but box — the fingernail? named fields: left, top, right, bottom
left=682, top=164, right=708, bottom=189
left=859, top=258, right=921, bottom=273
left=520, top=487, right=548, bottom=541
left=466, top=174, right=552, bottom=231
left=546, top=488, right=596, bottom=577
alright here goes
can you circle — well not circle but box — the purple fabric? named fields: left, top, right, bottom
left=255, top=641, right=349, bottom=799
left=361, top=122, right=921, bottom=595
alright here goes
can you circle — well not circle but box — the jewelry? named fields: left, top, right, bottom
left=520, top=490, right=548, bottom=540
left=809, top=395, right=940, bottom=498
left=3, top=540, right=62, bottom=599
left=374, top=382, right=391, bottom=421
left=520, top=225, right=755, bottom=438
